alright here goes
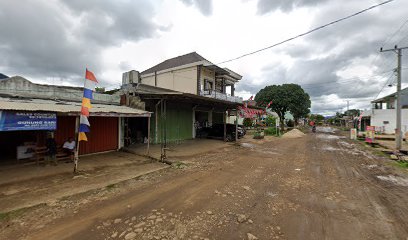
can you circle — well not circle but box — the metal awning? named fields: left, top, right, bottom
left=0, top=97, right=151, bottom=117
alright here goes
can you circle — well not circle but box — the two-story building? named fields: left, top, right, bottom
left=120, top=52, right=243, bottom=144
left=371, top=87, right=408, bottom=134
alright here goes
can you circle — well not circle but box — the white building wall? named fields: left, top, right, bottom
left=227, top=116, right=243, bottom=125
left=140, top=67, right=197, bottom=94
left=371, top=109, right=408, bottom=134
left=141, top=75, right=155, bottom=86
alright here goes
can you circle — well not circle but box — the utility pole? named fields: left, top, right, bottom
left=345, top=100, right=350, bottom=112
left=380, top=45, right=408, bottom=151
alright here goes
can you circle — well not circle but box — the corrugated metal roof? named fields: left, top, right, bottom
left=141, top=52, right=207, bottom=75
left=0, top=97, right=150, bottom=117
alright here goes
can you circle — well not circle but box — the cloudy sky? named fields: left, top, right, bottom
left=1, top=0, right=408, bottom=115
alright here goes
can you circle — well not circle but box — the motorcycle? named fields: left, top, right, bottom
left=312, top=125, right=316, bottom=133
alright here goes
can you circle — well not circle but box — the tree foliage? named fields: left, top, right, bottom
left=309, top=114, right=325, bottom=123
left=344, top=109, right=360, bottom=117
left=264, top=115, right=277, bottom=127
left=255, top=84, right=310, bottom=131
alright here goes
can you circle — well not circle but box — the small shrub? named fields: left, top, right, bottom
left=264, top=115, right=277, bottom=127
left=264, top=127, right=277, bottom=136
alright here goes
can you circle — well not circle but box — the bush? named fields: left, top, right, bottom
left=264, top=127, right=277, bottom=136
left=264, top=115, right=277, bottom=127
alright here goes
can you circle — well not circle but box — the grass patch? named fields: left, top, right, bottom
left=0, top=205, right=42, bottom=222
left=395, top=161, right=408, bottom=169
left=172, top=161, right=187, bottom=169
left=264, top=127, right=277, bottom=136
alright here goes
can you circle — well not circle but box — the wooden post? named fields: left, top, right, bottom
left=146, top=116, right=150, bottom=155
left=73, top=116, right=80, bottom=173
left=235, top=109, right=238, bottom=142
left=224, top=111, right=227, bottom=141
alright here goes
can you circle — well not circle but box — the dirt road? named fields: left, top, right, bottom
left=1, top=127, right=408, bottom=240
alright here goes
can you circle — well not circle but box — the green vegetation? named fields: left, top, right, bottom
left=395, top=161, right=408, bottom=169
left=309, top=114, right=325, bottom=124
left=264, top=115, right=277, bottom=127
left=95, top=87, right=105, bottom=93
left=172, top=161, right=187, bottom=169
left=255, top=84, right=310, bottom=131
left=0, top=205, right=38, bottom=221
left=264, top=127, right=278, bottom=136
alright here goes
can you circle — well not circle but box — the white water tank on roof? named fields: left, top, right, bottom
left=122, top=70, right=140, bottom=85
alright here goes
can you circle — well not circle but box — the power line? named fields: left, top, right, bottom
left=372, top=72, right=396, bottom=100
left=216, top=0, right=395, bottom=65
left=380, top=17, right=408, bottom=48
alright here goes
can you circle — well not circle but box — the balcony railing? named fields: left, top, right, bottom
left=199, top=90, right=243, bottom=103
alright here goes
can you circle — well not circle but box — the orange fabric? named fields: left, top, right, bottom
left=81, top=106, right=90, bottom=116
left=78, top=132, right=88, bottom=141
left=85, top=69, right=98, bottom=82
left=82, top=98, right=92, bottom=109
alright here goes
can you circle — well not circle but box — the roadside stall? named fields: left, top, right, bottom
left=0, top=110, right=56, bottom=163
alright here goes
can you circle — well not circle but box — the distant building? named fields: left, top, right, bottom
left=371, top=87, right=408, bottom=134
left=0, top=73, right=9, bottom=80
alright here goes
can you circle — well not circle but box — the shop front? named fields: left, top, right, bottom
left=0, top=111, right=57, bottom=163
left=0, top=97, right=151, bottom=164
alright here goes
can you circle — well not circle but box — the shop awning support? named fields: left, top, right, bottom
left=74, top=116, right=80, bottom=173
left=235, top=109, right=238, bottom=142
left=223, top=111, right=227, bottom=141
left=146, top=116, right=151, bottom=155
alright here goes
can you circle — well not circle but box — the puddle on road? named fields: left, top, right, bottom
left=265, top=191, right=278, bottom=197
left=317, top=127, right=337, bottom=133
left=320, top=145, right=341, bottom=151
left=316, top=134, right=344, bottom=140
left=377, top=175, right=408, bottom=186
left=366, top=164, right=378, bottom=169
left=258, top=149, right=282, bottom=155
left=338, top=141, right=354, bottom=148
left=241, top=143, right=255, bottom=148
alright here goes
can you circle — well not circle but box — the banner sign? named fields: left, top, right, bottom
left=365, top=126, right=375, bottom=143
left=350, top=128, right=357, bottom=140
left=0, top=111, right=57, bottom=131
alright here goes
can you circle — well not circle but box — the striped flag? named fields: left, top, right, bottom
left=79, top=69, right=98, bottom=141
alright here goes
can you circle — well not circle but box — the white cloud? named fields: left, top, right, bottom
left=1, top=0, right=408, bottom=115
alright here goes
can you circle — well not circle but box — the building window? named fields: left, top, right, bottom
left=204, top=79, right=213, bottom=91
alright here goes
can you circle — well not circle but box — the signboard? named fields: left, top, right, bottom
left=365, top=126, right=375, bottom=143
left=0, top=111, right=57, bottom=131
left=350, top=128, right=357, bottom=140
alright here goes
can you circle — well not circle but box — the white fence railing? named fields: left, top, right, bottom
left=199, top=90, right=243, bottom=103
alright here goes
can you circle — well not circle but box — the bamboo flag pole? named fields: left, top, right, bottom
left=74, top=116, right=80, bottom=173
left=74, top=68, right=97, bottom=173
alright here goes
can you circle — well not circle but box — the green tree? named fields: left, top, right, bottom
left=264, top=115, right=277, bottom=127
left=310, top=114, right=325, bottom=123
left=287, top=86, right=311, bottom=125
left=344, top=109, right=360, bottom=117
left=255, top=84, right=310, bottom=132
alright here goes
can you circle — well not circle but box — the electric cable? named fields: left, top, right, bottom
left=216, top=0, right=395, bottom=65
